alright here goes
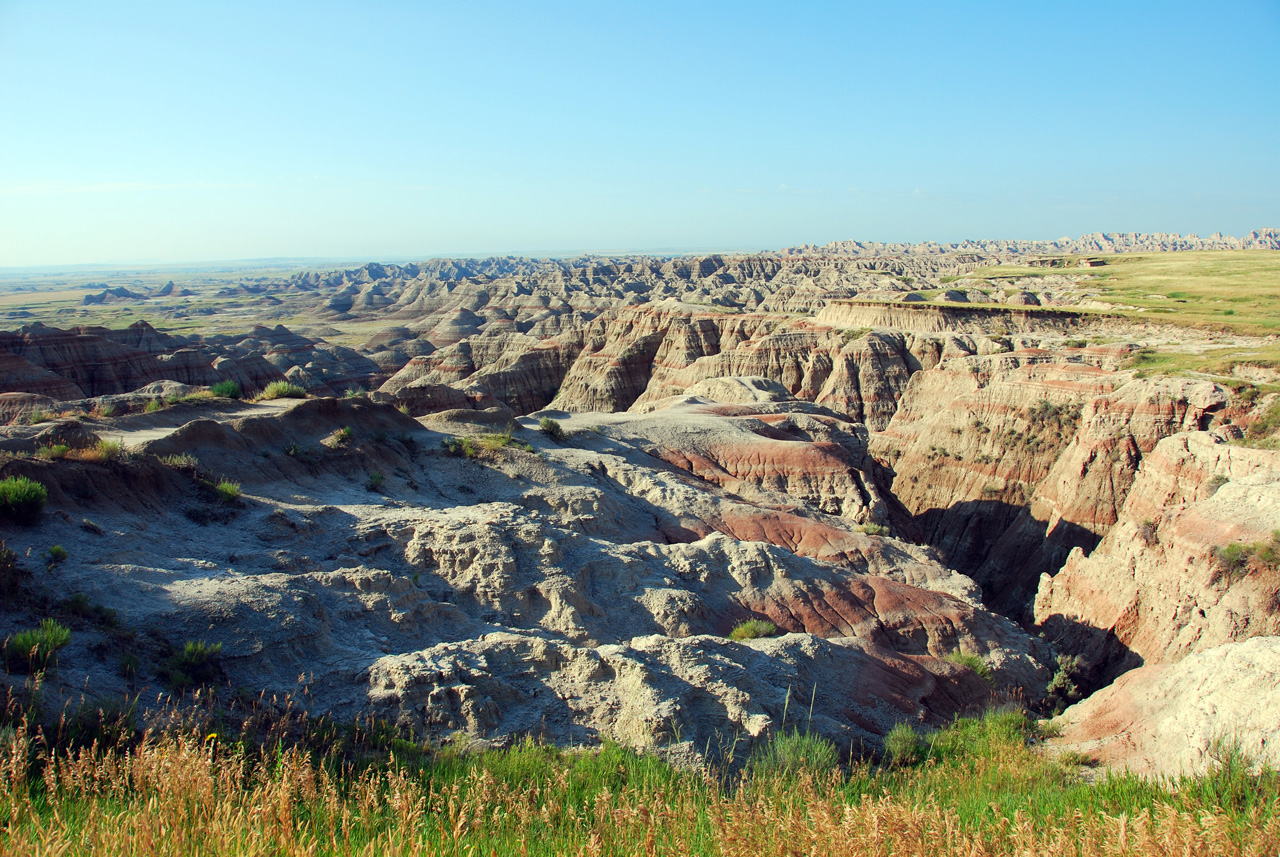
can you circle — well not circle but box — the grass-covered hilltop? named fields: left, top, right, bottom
left=2, top=233, right=1280, bottom=854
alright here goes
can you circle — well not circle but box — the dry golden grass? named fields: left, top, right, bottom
left=1, top=709, right=1277, bottom=857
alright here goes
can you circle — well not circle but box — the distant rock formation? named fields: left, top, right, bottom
left=785, top=228, right=1280, bottom=257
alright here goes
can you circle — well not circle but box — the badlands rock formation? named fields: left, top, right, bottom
left=0, top=395, right=1047, bottom=760
left=3, top=234, right=1279, bottom=773
left=1051, top=636, right=1280, bottom=778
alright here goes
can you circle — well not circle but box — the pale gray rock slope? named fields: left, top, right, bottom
left=1051, top=636, right=1280, bottom=778
left=0, top=394, right=1048, bottom=763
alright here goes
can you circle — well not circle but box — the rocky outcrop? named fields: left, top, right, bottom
left=0, top=394, right=1050, bottom=759
left=0, top=322, right=382, bottom=400
left=1034, top=433, right=1280, bottom=677
left=0, top=323, right=166, bottom=397
left=0, top=392, right=60, bottom=426
left=871, top=353, right=1229, bottom=617
left=0, top=349, right=86, bottom=400
left=1051, top=636, right=1280, bottom=778
left=814, top=301, right=1091, bottom=335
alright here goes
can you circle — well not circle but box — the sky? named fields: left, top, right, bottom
left=0, top=1, right=1277, bottom=266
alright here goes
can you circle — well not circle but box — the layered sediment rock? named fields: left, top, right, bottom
left=1035, top=432, right=1280, bottom=676
left=870, top=352, right=1230, bottom=617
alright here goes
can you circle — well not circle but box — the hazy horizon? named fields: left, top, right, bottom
left=2, top=1, right=1277, bottom=267
left=3, top=228, right=1280, bottom=278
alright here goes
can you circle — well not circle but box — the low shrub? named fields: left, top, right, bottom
left=46, top=544, right=68, bottom=564
left=210, top=380, right=242, bottom=399
left=144, top=399, right=164, bottom=414
left=539, top=417, right=566, bottom=443
left=5, top=619, right=71, bottom=673
left=64, top=698, right=139, bottom=750
left=26, top=407, right=53, bottom=425
left=860, top=522, right=888, bottom=536
left=34, top=444, right=69, bottom=460
left=1138, top=519, right=1158, bottom=546
left=161, top=640, right=223, bottom=691
left=0, top=475, right=47, bottom=524
left=365, top=471, right=384, bottom=492
left=171, top=391, right=214, bottom=405
left=479, top=432, right=515, bottom=452
left=259, top=381, right=306, bottom=401
left=1045, top=653, right=1085, bottom=714
left=118, top=652, right=141, bottom=680
left=729, top=619, right=778, bottom=641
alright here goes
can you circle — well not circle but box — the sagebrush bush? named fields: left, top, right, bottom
left=259, top=381, right=306, bottom=400
left=539, top=417, right=566, bottom=442
left=5, top=618, right=71, bottom=673
left=0, top=475, right=47, bottom=524
left=729, top=619, right=778, bottom=641
left=860, top=522, right=888, bottom=536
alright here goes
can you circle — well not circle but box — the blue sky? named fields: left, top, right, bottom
left=1, top=1, right=1277, bottom=265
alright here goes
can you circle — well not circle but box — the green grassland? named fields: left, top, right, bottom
left=960, top=250, right=1280, bottom=336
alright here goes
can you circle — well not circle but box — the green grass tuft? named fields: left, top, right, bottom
left=210, top=380, right=242, bottom=399
left=34, top=444, right=69, bottom=460
left=211, top=480, right=241, bottom=504
left=4, top=618, right=71, bottom=673
left=442, top=437, right=479, bottom=458
left=0, top=475, right=48, bottom=524
left=258, top=381, right=306, bottom=400
left=750, top=729, right=840, bottom=778
left=160, top=640, right=223, bottom=691
left=729, top=618, right=778, bottom=641
left=945, top=651, right=993, bottom=683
